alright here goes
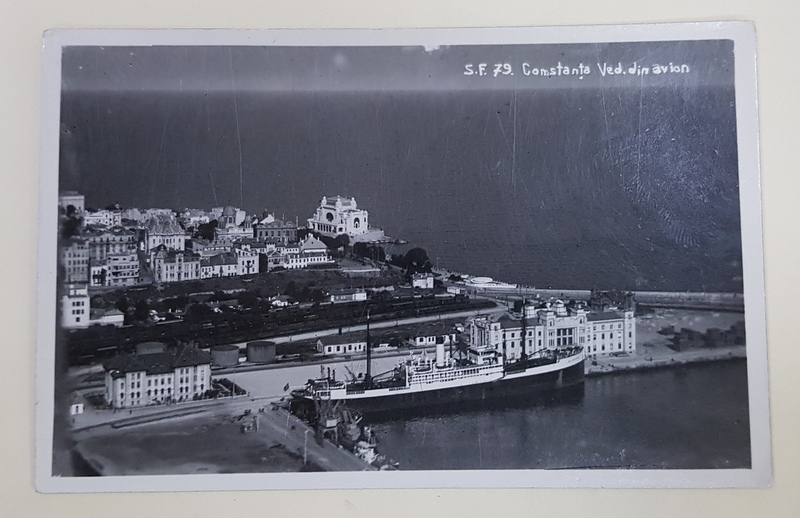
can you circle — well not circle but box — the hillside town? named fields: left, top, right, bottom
left=58, top=190, right=642, bottom=394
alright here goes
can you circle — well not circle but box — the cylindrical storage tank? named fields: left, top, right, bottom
left=136, top=341, right=166, bottom=355
left=247, top=341, right=277, bottom=364
left=210, top=345, right=240, bottom=367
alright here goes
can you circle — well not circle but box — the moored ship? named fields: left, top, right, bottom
left=292, top=302, right=588, bottom=415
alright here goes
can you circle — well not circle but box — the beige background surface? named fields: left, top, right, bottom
left=2, top=1, right=798, bottom=516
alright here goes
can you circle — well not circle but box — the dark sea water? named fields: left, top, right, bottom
left=59, top=86, right=742, bottom=292
left=367, top=361, right=751, bottom=470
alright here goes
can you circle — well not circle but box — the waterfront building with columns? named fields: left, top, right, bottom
left=467, top=299, right=636, bottom=362
left=307, top=195, right=385, bottom=242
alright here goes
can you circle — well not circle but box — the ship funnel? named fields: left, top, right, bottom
left=436, top=342, right=446, bottom=367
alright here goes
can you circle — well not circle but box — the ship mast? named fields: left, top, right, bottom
left=364, top=309, right=372, bottom=388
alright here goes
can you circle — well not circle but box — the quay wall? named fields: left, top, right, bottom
left=585, top=345, right=746, bottom=377
left=468, top=286, right=744, bottom=311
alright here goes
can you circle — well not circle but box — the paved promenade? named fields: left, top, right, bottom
left=71, top=392, right=375, bottom=474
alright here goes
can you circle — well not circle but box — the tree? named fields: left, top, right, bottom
left=195, top=220, right=218, bottom=241
left=333, top=234, right=350, bottom=249
left=115, top=296, right=129, bottom=314
left=133, top=299, right=150, bottom=321
left=372, top=245, right=386, bottom=263
left=390, top=253, right=406, bottom=269
left=404, top=248, right=432, bottom=275
left=60, top=216, right=82, bottom=239
left=184, top=303, right=215, bottom=323
left=353, top=242, right=368, bottom=258
left=238, top=290, right=260, bottom=309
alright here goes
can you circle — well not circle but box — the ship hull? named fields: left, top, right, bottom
left=294, top=359, right=584, bottom=417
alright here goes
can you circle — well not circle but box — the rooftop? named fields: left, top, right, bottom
left=202, top=252, right=238, bottom=266
left=103, top=346, right=211, bottom=378
left=587, top=311, right=625, bottom=322
left=318, top=334, right=367, bottom=346
left=146, top=215, right=184, bottom=235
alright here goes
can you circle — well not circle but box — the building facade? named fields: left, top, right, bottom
left=307, top=195, right=372, bottom=239
left=265, top=235, right=333, bottom=271
left=214, top=224, right=253, bottom=246
left=316, top=335, right=367, bottom=356
left=82, top=209, right=122, bottom=228
left=59, top=238, right=90, bottom=284
left=145, top=215, right=185, bottom=253
left=329, top=288, right=368, bottom=304
left=103, top=346, right=212, bottom=409
left=413, top=322, right=457, bottom=347
left=201, top=252, right=239, bottom=278
left=83, top=226, right=138, bottom=262
left=58, top=191, right=85, bottom=214
left=212, top=205, right=247, bottom=227
left=151, top=247, right=201, bottom=283
left=61, top=283, right=90, bottom=329
left=120, top=207, right=173, bottom=223
left=254, top=214, right=298, bottom=244
left=89, top=253, right=140, bottom=287
left=235, top=248, right=259, bottom=276
left=412, top=273, right=435, bottom=290
left=467, top=300, right=635, bottom=362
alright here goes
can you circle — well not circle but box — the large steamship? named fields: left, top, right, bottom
left=291, top=301, right=594, bottom=414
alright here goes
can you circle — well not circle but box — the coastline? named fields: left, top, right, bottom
left=61, top=291, right=750, bottom=477
left=585, top=344, right=746, bottom=377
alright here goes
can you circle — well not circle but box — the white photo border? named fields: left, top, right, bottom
left=36, top=22, right=770, bottom=492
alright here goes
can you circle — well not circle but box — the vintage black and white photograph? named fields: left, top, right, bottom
left=36, top=25, right=769, bottom=491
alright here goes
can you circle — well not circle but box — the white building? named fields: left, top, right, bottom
left=61, top=283, right=90, bottom=329
left=119, top=207, right=173, bottom=223
left=235, top=248, right=259, bottom=276
left=585, top=311, right=637, bottom=357
left=146, top=215, right=186, bottom=253
left=329, top=288, right=368, bottom=304
left=59, top=238, right=90, bottom=284
left=446, top=285, right=466, bottom=295
left=266, top=235, right=333, bottom=271
left=316, top=335, right=367, bottom=356
left=412, top=273, right=435, bottom=290
left=467, top=300, right=635, bottom=362
left=307, top=195, right=384, bottom=242
left=212, top=205, right=247, bottom=227
left=197, top=244, right=232, bottom=258
left=82, top=209, right=122, bottom=228
left=89, top=253, right=140, bottom=287
left=269, top=295, right=294, bottom=307
left=103, top=346, right=212, bottom=409
left=89, top=308, right=125, bottom=327
left=201, top=252, right=239, bottom=278
left=254, top=214, right=298, bottom=244
left=151, top=247, right=201, bottom=283
left=214, top=224, right=254, bottom=246
left=83, top=226, right=138, bottom=262
left=59, top=191, right=85, bottom=214
left=412, top=322, right=457, bottom=347
left=178, top=208, right=213, bottom=226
